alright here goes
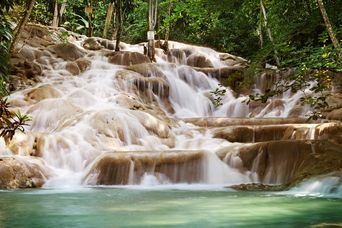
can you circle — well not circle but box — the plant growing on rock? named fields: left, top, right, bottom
left=0, top=98, right=31, bottom=143
left=210, top=84, right=227, bottom=108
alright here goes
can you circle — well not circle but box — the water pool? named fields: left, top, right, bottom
left=0, top=186, right=341, bottom=227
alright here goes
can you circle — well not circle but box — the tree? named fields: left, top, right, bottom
left=9, top=0, right=36, bottom=53
left=0, top=0, right=32, bottom=142
left=85, top=0, right=94, bottom=37
left=103, top=1, right=114, bottom=38
left=147, top=0, right=158, bottom=61
left=52, top=0, right=59, bottom=27
left=52, top=0, right=67, bottom=27
left=317, top=0, right=342, bottom=61
left=114, top=0, right=122, bottom=51
left=0, top=0, right=14, bottom=95
left=163, top=0, right=173, bottom=48
left=260, top=0, right=280, bottom=66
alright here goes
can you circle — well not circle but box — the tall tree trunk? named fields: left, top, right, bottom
left=86, top=0, right=94, bottom=37
left=148, top=0, right=158, bottom=61
left=260, top=0, right=280, bottom=66
left=257, top=7, right=264, bottom=48
left=58, top=0, right=67, bottom=26
left=10, top=0, right=36, bottom=53
left=317, top=0, right=341, bottom=60
left=156, top=4, right=160, bottom=43
left=52, top=0, right=59, bottom=27
left=115, top=0, right=122, bottom=51
left=103, top=2, right=114, bottom=39
left=111, top=10, right=117, bottom=40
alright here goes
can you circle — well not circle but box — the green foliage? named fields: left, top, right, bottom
left=122, top=0, right=147, bottom=44
left=61, top=0, right=87, bottom=34
left=222, top=69, right=255, bottom=95
left=63, top=12, right=89, bottom=34
left=4, top=0, right=342, bottom=121
left=0, top=0, right=31, bottom=141
left=154, top=0, right=260, bottom=56
left=247, top=67, right=335, bottom=119
left=210, top=84, right=227, bottom=108
left=57, top=30, right=69, bottom=43
left=31, top=0, right=53, bottom=25
left=0, top=0, right=15, bottom=96
left=0, top=98, right=31, bottom=142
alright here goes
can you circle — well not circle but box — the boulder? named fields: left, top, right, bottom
left=89, top=109, right=173, bottom=145
left=65, top=62, right=80, bottom=75
left=327, top=108, right=342, bottom=121
left=187, top=53, right=214, bottom=68
left=25, top=84, right=62, bottom=102
left=229, top=183, right=286, bottom=191
left=76, top=58, right=91, bottom=72
left=65, top=58, right=91, bottom=75
left=50, top=43, right=86, bottom=61
left=0, top=156, right=49, bottom=189
left=166, top=49, right=187, bottom=64
left=11, top=61, right=42, bottom=79
left=82, top=37, right=102, bottom=50
left=7, top=132, right=45, bottom=157
left=324, top=92, right=342, bottom=120
left=19, top=25, right=55, bottom=48
left=115, top=69, right=173, bottom=113
left=331, top=73, right=342, bottom=93
left=107, top=51, right=150, bottom=66
left=134, top=76, right=169, bottom=99
left=219, top=53, right=248, bottom=67
left=116, top=69, right=169, bottom=98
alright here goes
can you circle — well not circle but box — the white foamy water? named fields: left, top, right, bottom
left=284, top=173, right=342, bottom=198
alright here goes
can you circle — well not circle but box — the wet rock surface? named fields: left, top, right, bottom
left=107, top=51, right=150, bottom=66
left=0, top=156, right=49, bottom=189
left=219, top=140, right=342, bottom=186
left=229, top=183, right=286, bottom=191
left=211, top=122, right=342, bottom=143
left=50, top=43, right=86, bottom=61
left=187, top=53, right=214, bottom=68
left=84, top=151, right=204, bottom=185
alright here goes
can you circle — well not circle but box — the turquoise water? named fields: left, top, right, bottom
left=0, top=187, right=341, bottom=228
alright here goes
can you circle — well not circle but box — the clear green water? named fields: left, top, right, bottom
left=0, top=187, right=341, bottom=228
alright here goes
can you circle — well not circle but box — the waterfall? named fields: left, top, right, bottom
left=3, top=36, right=321, bottom=188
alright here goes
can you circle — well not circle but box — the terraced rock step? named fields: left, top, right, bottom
left=211, top=122, right=342, bottom=143
left=84, top=151, right=205, bottom=185
left=218, top=140, right=342, bottom=186
left=184, top=117, right=329, bottom=127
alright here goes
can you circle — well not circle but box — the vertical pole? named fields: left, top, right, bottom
left=147, top=0, right=158, bottom=62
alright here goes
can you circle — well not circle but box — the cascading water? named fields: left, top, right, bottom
left=2, top=32, right=339, bottom=193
